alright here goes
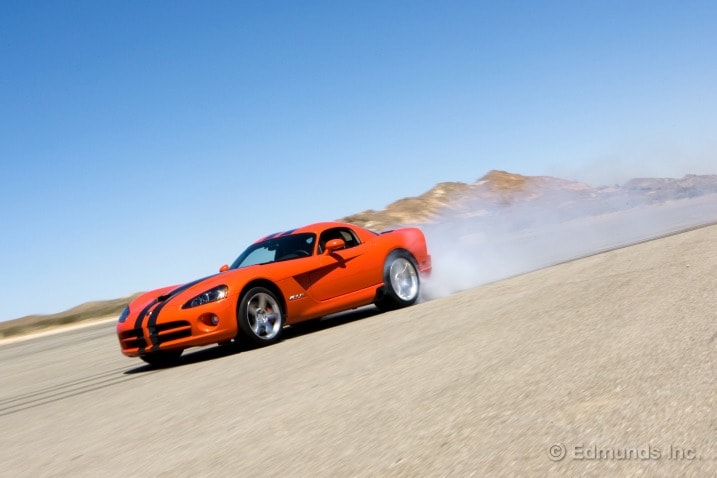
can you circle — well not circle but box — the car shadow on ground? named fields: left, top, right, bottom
left=123, top=305, right=382, bottom=374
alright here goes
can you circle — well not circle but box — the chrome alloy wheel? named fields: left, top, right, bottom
left=389, top=257, right=419, bottom=301
left=246, top=291, right=282, bottom=340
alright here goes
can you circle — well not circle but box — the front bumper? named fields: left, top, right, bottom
left=117, top=298, right=237, bottom=357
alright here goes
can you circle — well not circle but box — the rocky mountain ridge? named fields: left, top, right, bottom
left=341, top=170, right=717, bottom=230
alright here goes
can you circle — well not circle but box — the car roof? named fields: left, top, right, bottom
left=253, top=222, right=364, bottom=244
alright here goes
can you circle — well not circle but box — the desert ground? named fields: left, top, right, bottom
left=1, top=223, right=715, bottom=477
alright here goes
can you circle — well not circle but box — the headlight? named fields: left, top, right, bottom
left=183, top=285, right=229, bottom=309
left=118, top=306, right=130, bottom=323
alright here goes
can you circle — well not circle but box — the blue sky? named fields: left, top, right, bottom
left=1, top=1, right=716, bottom=321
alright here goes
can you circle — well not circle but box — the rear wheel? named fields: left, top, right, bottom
left=376, top=251, right=420, bottom=311
left=238, top=287, right=285, bottom=346
left=140, top=349, right=183, bottom=367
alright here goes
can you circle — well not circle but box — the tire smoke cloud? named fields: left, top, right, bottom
left=421, top=182, right=717, bottom=299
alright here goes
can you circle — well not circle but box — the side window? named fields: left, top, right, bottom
left=275, top=233, right=316, bottom=261
left=319, top=227, right=361, bottom=253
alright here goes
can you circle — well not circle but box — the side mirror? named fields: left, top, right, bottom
left=324, top=238, right=345, bottom=254
left=219, top=264, right=229, bottom=273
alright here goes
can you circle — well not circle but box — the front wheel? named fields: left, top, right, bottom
left=237, top=287, right=285, bottom=346
left=376, top=251, right=420, bottom=311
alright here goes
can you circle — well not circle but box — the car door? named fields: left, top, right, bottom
left=307, top=227, right=377, bottom=302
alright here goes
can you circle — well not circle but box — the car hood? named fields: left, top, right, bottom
left=130, top=273, right=225, bottom=310
left=128, top=259, right=312, bottom=313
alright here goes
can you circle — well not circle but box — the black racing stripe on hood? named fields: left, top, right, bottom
left=146, top=275, right=215, bottom=352
left=133, top=299, right=160, bottom=355
left=133, top=279, right=193, bottom=331
left=134, top=300, right=158, bottom=334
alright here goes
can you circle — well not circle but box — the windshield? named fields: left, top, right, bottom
left=230, top=233, right=316, bottom=269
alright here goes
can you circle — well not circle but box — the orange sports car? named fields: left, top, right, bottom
left=117, top=221, right=431, bottom=365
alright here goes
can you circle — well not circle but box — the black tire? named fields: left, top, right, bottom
left=237, top=287, right=285, bottom=346
left=140, top=349, right=183, bottom=367
left=375, top=250, right=420, bottom=311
